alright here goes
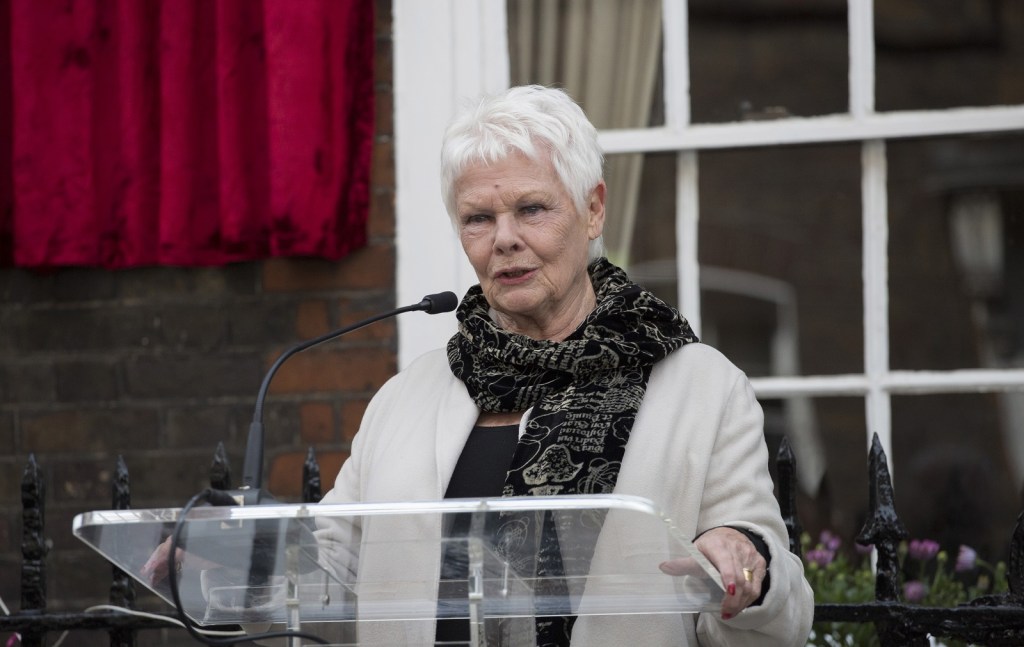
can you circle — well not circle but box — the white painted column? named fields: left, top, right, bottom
left=392, top=0, right=510, bottom=368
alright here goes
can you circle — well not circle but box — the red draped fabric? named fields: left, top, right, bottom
left=0, top=0, right=373, bottom=269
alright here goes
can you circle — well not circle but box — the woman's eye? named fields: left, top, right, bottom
left=521, top=204, right=544, bottom=215
left=463, top=213, right=490, bottom=225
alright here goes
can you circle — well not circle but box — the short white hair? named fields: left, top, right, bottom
left=440, top=85, right=605, bottom=259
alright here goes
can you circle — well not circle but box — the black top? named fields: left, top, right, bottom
left=436, top=423, right=519, bottom=645
left=443, top=423, right=519, bottom=498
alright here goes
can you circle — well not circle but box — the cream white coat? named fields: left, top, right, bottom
left=317, top=343, right=814, bottom=646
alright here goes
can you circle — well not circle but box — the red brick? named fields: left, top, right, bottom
left=51, top=457, right=116, bottom=506
left=127, top=450, right=216, bottom=506
left=55, top=359, right=118, bottom=402
left=375, top=83, right=393, bottom=137
left=368, top=187, right=395, bottom=238
left=47, top=505, right=108, bottom=552
left=371, top=136, right=395, bottom=188
left=374, top=37, right=392, bottom=89
left=300, top=402, right=335, bottom=444
left=341, top=399, right=370, bottom=442
left=261, top=244, right=395, bottom=293
left=0, top=514, right=11, bottom=553
left=296, top=300, right=331, bottom=339
left=22, top=409, right=160, bottom=453
left=0, top=459, right=19, bottom=506
left=165, top=404, right=246, bottom=449
left=268, top=449, right=349, bottom=500
left=316, top=451, right=348, bottom=490
left=0, top=361, right=54, bottom=403
left=0, top=412, right=13, bottom=454
left=374, top=0, right=392, bottom=36
left=267, top=451, right=308, bottom=499
left=334, top=301, right=397, bottom=342
left=124, top=353, right=262, bottom=398
left=268, top=347, right=396, bottom=395
left=50, top=545, right=113, bottom=604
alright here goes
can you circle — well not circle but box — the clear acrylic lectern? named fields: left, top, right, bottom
left=74, top=494, right=723, bottom=646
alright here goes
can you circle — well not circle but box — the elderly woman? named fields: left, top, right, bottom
left=316, top=85, right=813, bottom=646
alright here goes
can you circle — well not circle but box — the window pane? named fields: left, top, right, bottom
left=761, top=396, right=867, bottom=550
left=876, top=0, right=1024, bottom=112
left=688, top=0, right=848, bottom=123
left=507, top=0, right=665, bottom=128
left=698, top=144, right=863, bottom=377
left=609, top=152, right=678, bottom=301
left=892, top=393, right=1019, bottom=564
left=888, top=132, right=1024, bottom=371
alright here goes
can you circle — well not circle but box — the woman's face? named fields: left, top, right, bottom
left=454, top=152, right=605, bottom=341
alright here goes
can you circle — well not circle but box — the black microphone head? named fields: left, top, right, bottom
left=420, top=291, right=459, bottom=314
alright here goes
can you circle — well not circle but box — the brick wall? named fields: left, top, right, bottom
left=0, top=0, right=395, bottom=631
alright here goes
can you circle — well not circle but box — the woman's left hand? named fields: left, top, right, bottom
left=660, top=526, right=767, bottom=620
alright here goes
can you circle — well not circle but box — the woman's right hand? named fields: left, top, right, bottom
left=140, top=536, right=183, bottom=585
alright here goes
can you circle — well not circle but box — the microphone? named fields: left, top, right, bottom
left=235, top=291, right=459, bottom=505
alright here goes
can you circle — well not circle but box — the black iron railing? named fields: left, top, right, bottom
left=779, top=435, right=1024, bottom=645
left=2, top=437, right=1023, bottom=646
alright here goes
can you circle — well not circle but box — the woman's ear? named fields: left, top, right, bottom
left=587, top=181, right=606, bottom=239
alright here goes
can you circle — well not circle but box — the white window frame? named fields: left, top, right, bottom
left=393, top=0, right=1024, bottom=472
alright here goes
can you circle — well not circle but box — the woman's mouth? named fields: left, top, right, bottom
left=496, top=268, right=535, bottom=283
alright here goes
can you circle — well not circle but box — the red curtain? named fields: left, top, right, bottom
left=0, top=0, right=373, bottom=269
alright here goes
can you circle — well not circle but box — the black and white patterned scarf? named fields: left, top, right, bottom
left=447, top=258, right=698, bottom=646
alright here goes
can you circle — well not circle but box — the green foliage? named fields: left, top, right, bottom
left=803, top=531, right=878, bottom=647
left=802, top=531, right=1008, bottom=647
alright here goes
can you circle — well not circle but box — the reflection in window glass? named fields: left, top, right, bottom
left=507, top=0, right=665, bottom=129
left=760, top=396, right=866, bottom=552
left=702, top=291, right=775, bottom=376
left=876, top=0, right=1024, bottom=112
left=688, top=0, right=848, bottom=123
left=892, top=393, right=1019, bottom=564
left=608, top=152, right=677, bottom=301
left=888, top=133, right=1024, bottom=371
left=699, top=144, right=863, bottom=377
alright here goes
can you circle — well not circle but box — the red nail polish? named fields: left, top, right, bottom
left=722, top=612, right=732, bottom=620
left=727, top=583, right=736, bottom=596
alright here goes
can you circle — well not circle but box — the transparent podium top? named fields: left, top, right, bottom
left=73, top=494, right=723, bottom=627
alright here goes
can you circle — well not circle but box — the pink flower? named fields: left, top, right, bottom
left=903, top=580, right=927, bottom=603
left=806, top=547, right=835, bottom=567
left=820, top=529, right=842, bottom=552
left=955, top=545, right=978, bottom=572
left=908, top=539, right=940, bottom=562
left=854, top=542, right=874, bottom=555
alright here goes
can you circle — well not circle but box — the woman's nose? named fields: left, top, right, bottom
left=493, top=214, right=522, bottom=252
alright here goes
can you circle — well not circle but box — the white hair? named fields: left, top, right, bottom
left=439, top=85, right=605, bottom=259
